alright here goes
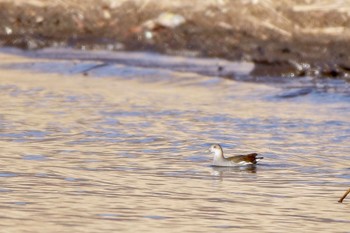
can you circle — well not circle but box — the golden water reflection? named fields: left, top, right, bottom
left=0, top=53, right=349, bottom=232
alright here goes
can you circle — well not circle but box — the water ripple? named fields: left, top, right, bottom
left=0, top=50, right=349, bottom=233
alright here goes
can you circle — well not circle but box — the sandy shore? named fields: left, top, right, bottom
left=1, top=0, right=350, bottom=79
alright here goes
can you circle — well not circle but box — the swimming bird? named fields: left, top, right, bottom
left=208, top=144, right=263, bottom=167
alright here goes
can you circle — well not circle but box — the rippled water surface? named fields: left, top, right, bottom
left=0, top=50, right=349, bottom=233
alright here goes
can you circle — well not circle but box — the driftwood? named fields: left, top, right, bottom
left=338, top=188, right=350, bottom=203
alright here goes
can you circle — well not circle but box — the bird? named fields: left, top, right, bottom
left=208, top=144, right=263, bottom=167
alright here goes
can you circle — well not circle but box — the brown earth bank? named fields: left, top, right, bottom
left=1, top=0, right=350, bottom=81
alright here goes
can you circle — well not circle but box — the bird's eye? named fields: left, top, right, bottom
left=213, top=146, right=217, bottom=149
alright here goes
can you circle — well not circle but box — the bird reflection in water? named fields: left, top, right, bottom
left=210, top=165, right=257, bottom=179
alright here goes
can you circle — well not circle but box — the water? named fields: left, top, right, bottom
left=0, top=49, right=349, bottom=233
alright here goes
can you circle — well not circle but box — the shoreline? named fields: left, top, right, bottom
left=1, top=0, right=350, bottom=80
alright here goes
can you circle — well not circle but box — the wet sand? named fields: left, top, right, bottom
left=1, top=0, right=350, bottom=79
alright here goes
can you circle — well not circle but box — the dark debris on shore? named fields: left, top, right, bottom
left=1, top=0, right=350, bottom=81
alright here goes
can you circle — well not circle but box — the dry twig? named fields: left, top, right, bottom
left=338, top=188, right=350, bottom=203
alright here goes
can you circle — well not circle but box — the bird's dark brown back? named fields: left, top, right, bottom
left=227, top=153, right=262, bottom=164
